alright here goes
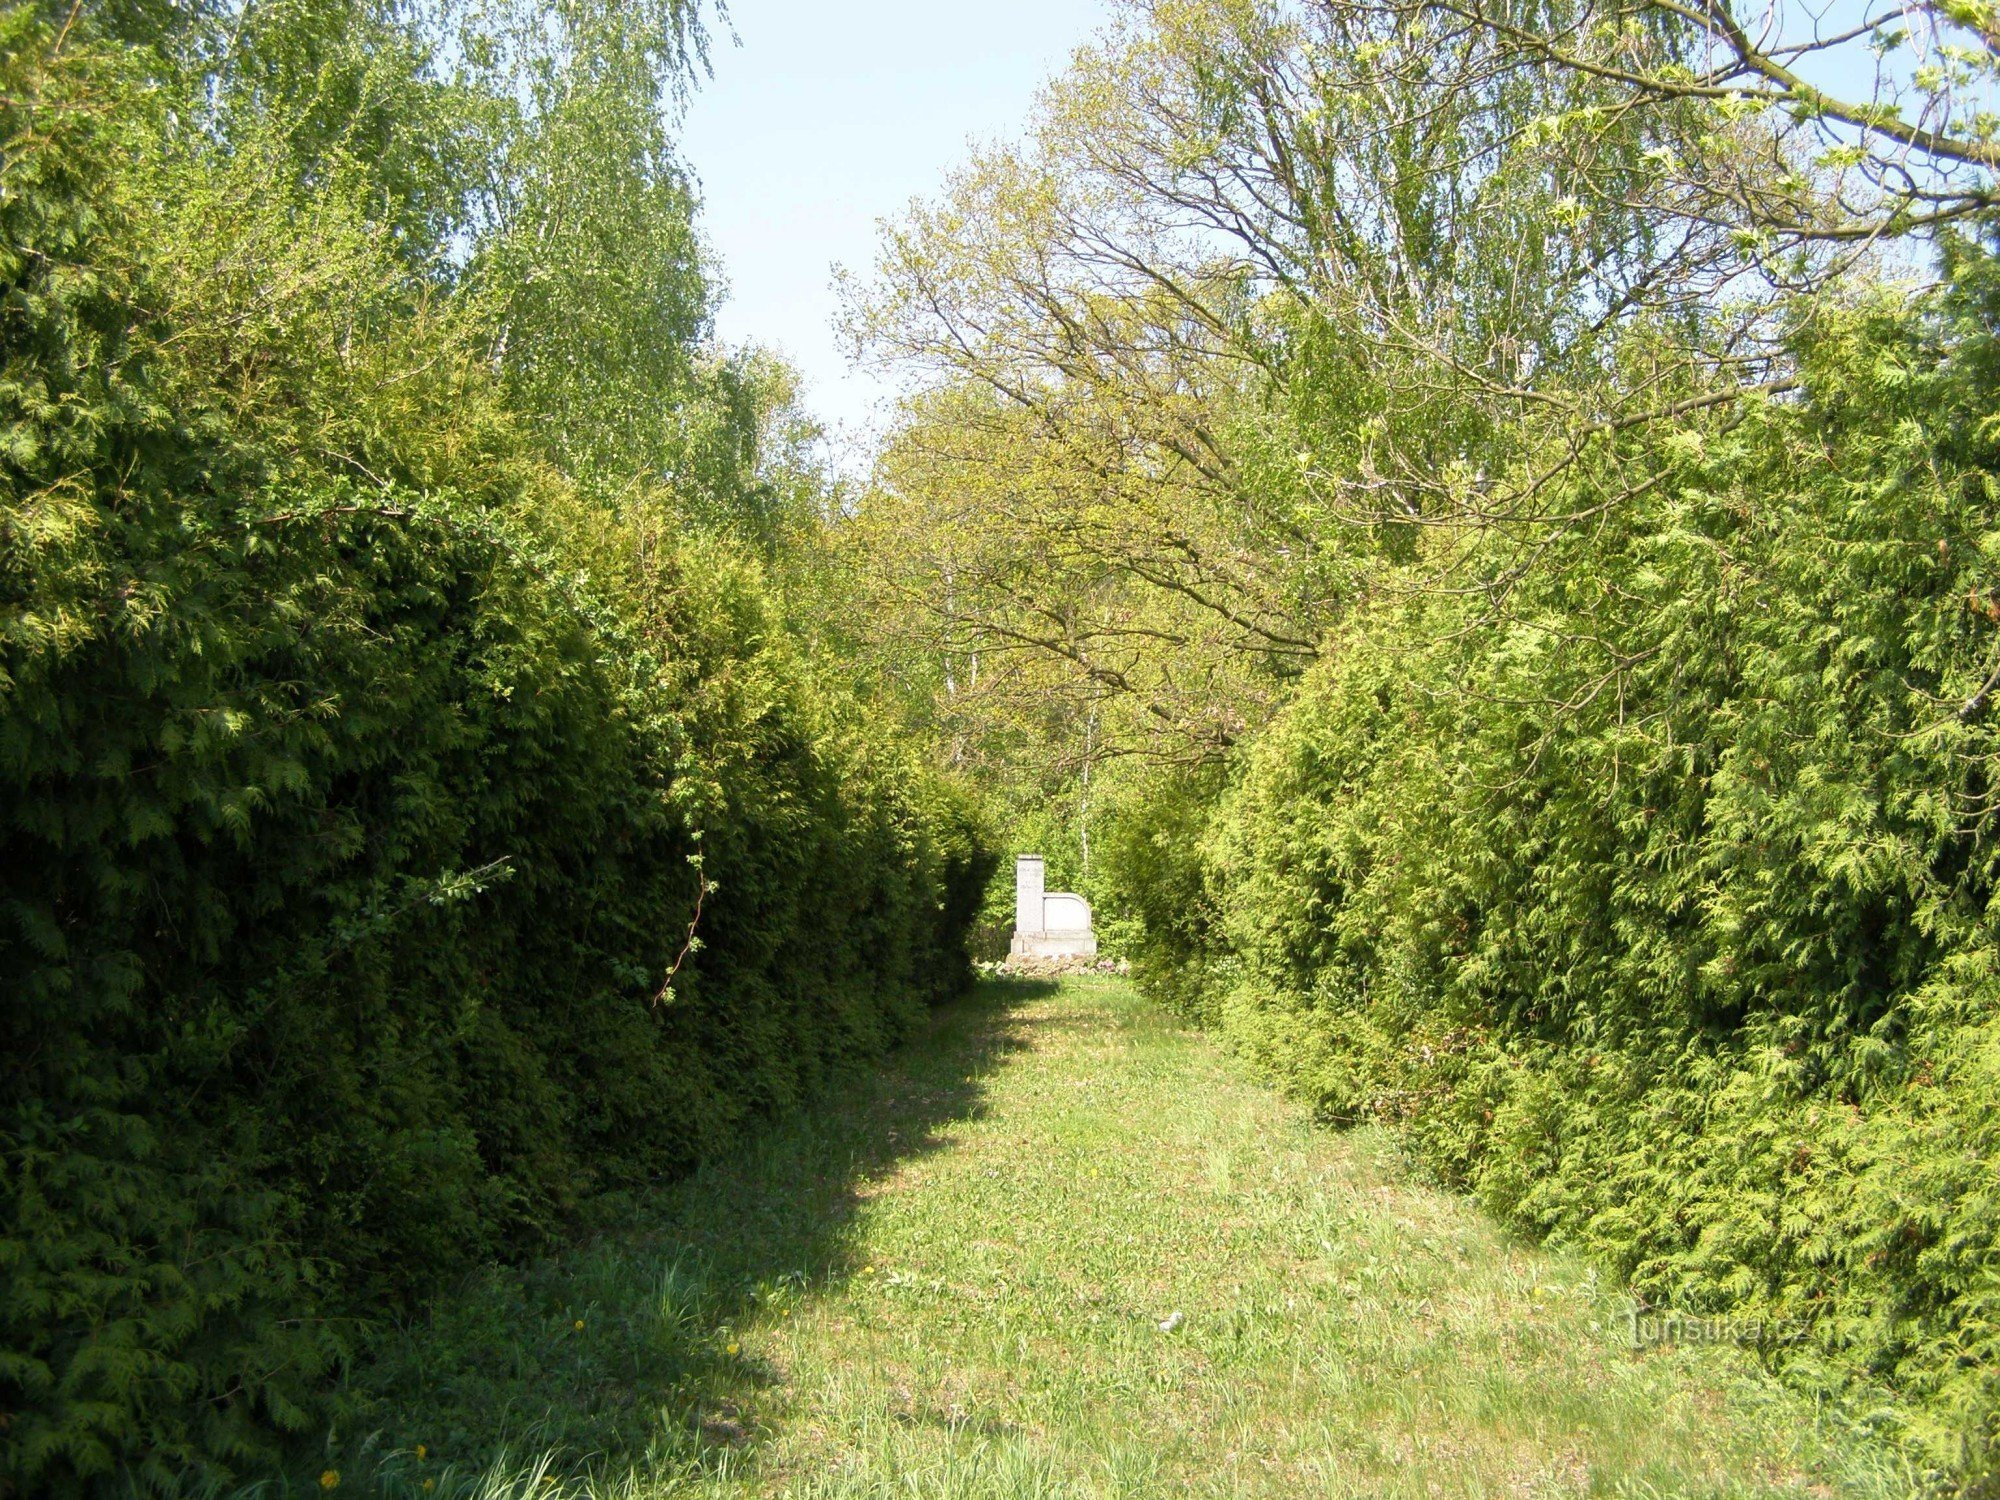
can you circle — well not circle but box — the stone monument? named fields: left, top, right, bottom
left=1010, top=854, right=1097, bottom=961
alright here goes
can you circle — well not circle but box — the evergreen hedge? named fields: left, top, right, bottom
left=1107, top=270, right=2000, bottom=1488
left=0, top=21, right=991, bottom=1492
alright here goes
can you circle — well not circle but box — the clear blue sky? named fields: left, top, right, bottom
left=677, top=0, right=1112, bottom=449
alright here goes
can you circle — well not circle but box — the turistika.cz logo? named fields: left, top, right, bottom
left=1620, top=1302, right=1806, bottom=1350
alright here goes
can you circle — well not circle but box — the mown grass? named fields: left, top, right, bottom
left=302, top=977, right=1914, bottom=1499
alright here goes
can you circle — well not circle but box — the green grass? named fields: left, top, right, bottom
left=315, top=978, right=1913, bottom=1499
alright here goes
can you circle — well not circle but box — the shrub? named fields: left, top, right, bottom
left=1109, top=272, right=2000, bottom=1487
left=0, top=23, right=988, bottom=1492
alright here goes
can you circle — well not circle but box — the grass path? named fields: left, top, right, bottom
left=341, top=978, right=1905, bottom=1499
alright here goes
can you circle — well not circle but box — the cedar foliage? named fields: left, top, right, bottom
left=0, top=8, right=991, bottom=1492
left=1106, top=274, right=2000, bottom=1486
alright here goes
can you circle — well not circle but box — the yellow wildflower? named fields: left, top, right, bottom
left=415, top=1444, right=427, bottom=1461
left=726, top=1340, right=740, bottom=1355
left=319, top=1472, right=340, bottom=1492
left=573, top=1319, right=585, bottom=1331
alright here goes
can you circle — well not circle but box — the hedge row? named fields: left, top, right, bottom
left=0, top=23, right=991, bottom=1493
left=1105, top=268, right=2000, bottom=1488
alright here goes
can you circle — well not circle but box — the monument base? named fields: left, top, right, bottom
left=1010, top=929, right=1098, bottom=961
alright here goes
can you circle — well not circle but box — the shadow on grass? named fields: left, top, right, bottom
left=321, top=977, right=1057, bottom=1496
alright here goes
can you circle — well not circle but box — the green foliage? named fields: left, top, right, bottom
left=463, top=0, right=712, bottom=497
left=0, top=9, right=990, bottom=1494
left=1094, top=764, right=1228, bottom=1012
left=1109, top=271, right=2000, bottom=1489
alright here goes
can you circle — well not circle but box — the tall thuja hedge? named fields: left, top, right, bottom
left=0, top=19, right=990, bottom=1493
left=1112, top=266, right=2000, bottom=1484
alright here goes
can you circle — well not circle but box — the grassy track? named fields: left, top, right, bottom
left=334, top=978, right=1908, bottom=1499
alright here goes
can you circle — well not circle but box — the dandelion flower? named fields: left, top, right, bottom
left=319, top=1472, right=341, bottom=1492
left=726, top=1340, right=740, bottom=1355
left=415, top=1445, right=427, bottom=1461
left=573, top=1319, right=585, bottom=1331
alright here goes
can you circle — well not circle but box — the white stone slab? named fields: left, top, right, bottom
left=1011, top=854, right=1098, bottom=960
